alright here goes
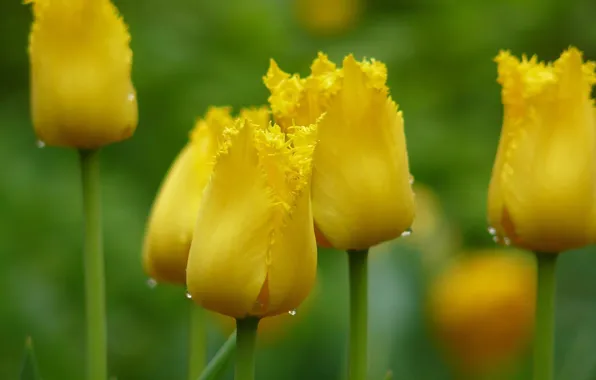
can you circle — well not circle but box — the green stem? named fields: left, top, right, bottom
left=347, top=249, right=369, bottom=380
left=197, top=331, right=237, bottom=380
left=234, top=318, right=259, bottom=380
left=189, top=304, right=207, bottom=380
left=533, top=252, right=558, bottom=380
left=79, top=149, right=107, bottom=380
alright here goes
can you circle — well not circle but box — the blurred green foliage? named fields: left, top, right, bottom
left=2, top=0, right=596, bottom=379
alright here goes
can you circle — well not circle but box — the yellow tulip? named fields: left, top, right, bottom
left=488, top=47, right=596, bottom=253
left=294, top=0, right=361, bottom=36
left=186, top=118, right=318, bottom=318
left=27, top=0, right=138, bottom=148
left=265, top=53, right=415, bottom=250
left=142, top=107, right=234, bottom=285
left=428, top=250, right=536, bottom=376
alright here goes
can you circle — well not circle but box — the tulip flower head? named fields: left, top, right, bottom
left=186, top=118, right=318, bottom=319
left=265, top=53, right=415, bottom=250
left=28, top=0, right=138, bottom=148
left=488, top=47, right=596, bottom=253
left=142, top=107, right=235, bottom=285
left=429, top=250, right=536, bottom=376
left=294, top=0, right=361, bottom=36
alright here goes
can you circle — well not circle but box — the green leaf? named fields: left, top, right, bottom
left=197, top=331, right=237, bottom=380
left=20, top=337, right=41, bottom=380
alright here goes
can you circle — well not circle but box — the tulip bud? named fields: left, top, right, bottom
left=294, top=0, right=361, bottom=36
left=265, top=53, right=415, bottom=250
left=142, top=107, right=234, bottom=285
left=488, top=47, right=596, bottom=253
left=28, top=0, right=138, bottom=148
left=186, top=119, right=318, bottom=318
left=428, top=250, right=535, bottom=376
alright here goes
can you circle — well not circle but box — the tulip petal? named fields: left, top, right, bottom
left=263, top=127, right=318, bottom=316
left=312, top=55, right=415, bottom=249
left=143, top=107, right=233, bottom=285
left=265, top=53, right=340, bottom=130
left=187, top=120, right=273, bottom=318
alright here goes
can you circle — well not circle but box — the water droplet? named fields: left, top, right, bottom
left=487, top=226, right=496, bottom=236
left=127, top=93, right=136, bottom=102
left=401, top=228, right=413, bottom=237
left=409, top=175, right=415, bottom=185
left=288, top=309, right=297, bottom=316
left=503, top=237, right=511, bottom=246
left=185, top=292, right=192, bottom=299
left=146, top=278, right=157, bottom=289
left=492, top=236, right=501, bottom=243
left=36, top=140, right=45, bottom=148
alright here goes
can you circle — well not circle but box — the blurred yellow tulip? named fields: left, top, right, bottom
left=143, top=107, right=235, bottom=285
left=294, top=0, right=361, bottom=36
left=186, top=118, right=318, bottom=319
left=488, top=47, right=596, bottom=253
left=265, top=53, right=415, bottom=250
left=429, top=250, right=535, bottom=376
left=28, top=0, right=138, bottom=148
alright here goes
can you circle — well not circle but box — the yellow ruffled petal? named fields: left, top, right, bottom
left=259, top=124, right=318, bottom=316
left=143, top=107, right=233, bottom=285
left=264, top=53, right=340, bottom=130
left=311, top=55, right=415, bottom=249
left=187, top=119, right=318, bottom=318
left=488, top=47, right=596, bottom=252
left=240, top=106, right=271, bottom=130
left=28, top=0, right=138, bottom=148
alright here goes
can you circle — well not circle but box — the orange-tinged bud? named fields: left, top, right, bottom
left=429, top=250, right=535, bottom=376
left=186, top=119, right=318, bottom=318
left=294, top=0, right=361, bottom=36
left=488, top=47, right=596, bottom=253
left=142, top=107, right=234, bottom=285
left=27, top=0, right=138, bottom=148
left=265, top=53, right=415, bottom=250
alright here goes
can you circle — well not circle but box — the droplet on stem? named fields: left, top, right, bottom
left=146, top=278, right=157, bottom=289
left=36, top=140, right=46, bottom=148
left=185, top=292, right=192, bottom=299
left=401, top=228, right=413, bottom=237
left=288, top=309, right=297, bottom=316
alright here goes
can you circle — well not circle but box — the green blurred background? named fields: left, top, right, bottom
left=2, top=0, right=596, bottom=379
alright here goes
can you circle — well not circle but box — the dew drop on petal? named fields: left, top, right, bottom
left=36, top=140, right=46, bottom=148
left=492, top=236, right=501, bottom=244
left=503, top=237, right=511, bottom=246
left=409, top=175, right=415, bottom=185
left=127, top=92, right=136, bottom=102
left=146, top=278, right=157, bottom=289
left=401, top=228, right=413, bottom=237
left=185, top=292, right=192, bottom=299
left=487, top=227, right=496, bottom=236
left=288, top=309, right=297, bottom=316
